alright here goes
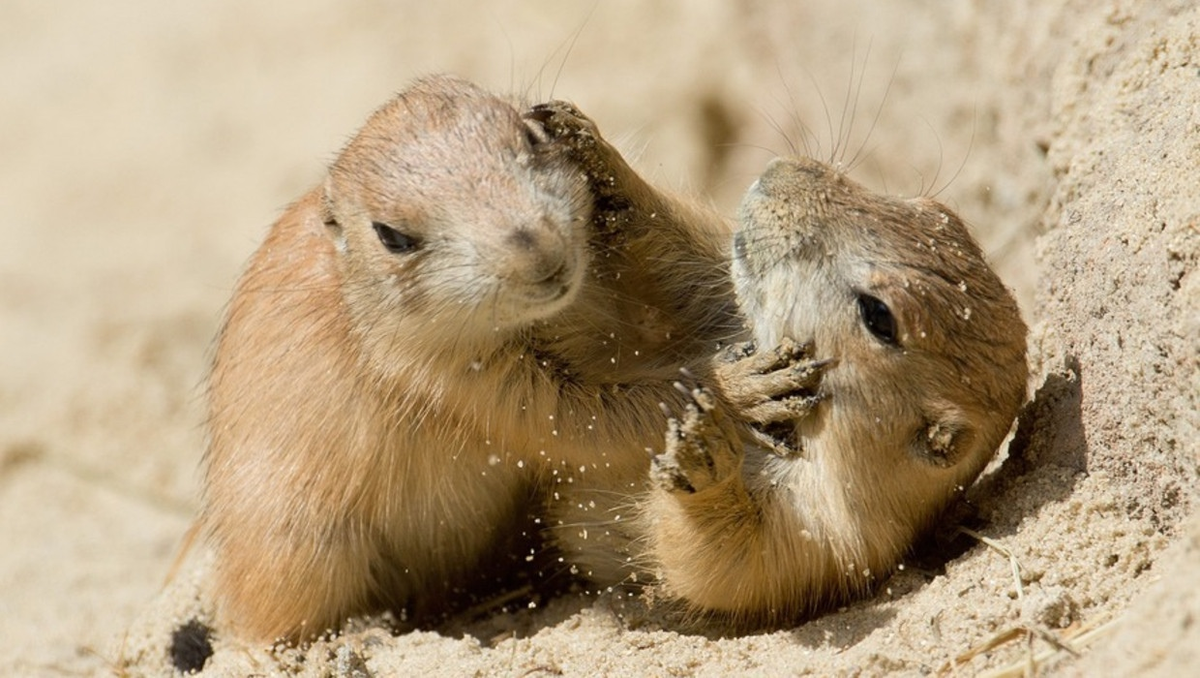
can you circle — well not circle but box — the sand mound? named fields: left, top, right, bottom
left=2, top=1, right=1195, bottom=675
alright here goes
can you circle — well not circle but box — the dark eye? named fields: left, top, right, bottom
left=857, top=293, right=898, bottom=345
left=372, top=221, right=420, bottom=254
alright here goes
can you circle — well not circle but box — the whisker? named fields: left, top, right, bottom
left=550, top=2, right=598, bottom=100
left=930, top=102, right=975, bottom=199
left=834, top=35, right=864, bottom=165
left=845, top=49, right=897, bottom=174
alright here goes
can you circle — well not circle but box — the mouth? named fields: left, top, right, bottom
left=525, top=279, right=573, bottom=306
left=513, top=255, right=583, bottom=318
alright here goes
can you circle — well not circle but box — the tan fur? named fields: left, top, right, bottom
left=643, top=156, right=1029, bottom=623
left=201, top=77, right=741, bottom=642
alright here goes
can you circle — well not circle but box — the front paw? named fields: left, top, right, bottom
left=526, top=101, right=637, bottom=225
left=525, top=97, right=600, bottom=142
left=651, top=386, right=741, bottom=496
left=715, top=338, right=831, bottom=424
left=525, top=101, right=603, bottom=158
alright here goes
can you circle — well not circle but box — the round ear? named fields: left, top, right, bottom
left=320, top=178, right=347, bottom=251
left=910, top=411, right=977, bottom=469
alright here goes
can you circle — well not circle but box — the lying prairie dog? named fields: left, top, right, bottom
left=519, top=102, right=818, bottom=587
left=645, top=155, right=1029, bottom=623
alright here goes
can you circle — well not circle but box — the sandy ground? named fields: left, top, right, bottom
left=1, top=1, right=1196, bottom=676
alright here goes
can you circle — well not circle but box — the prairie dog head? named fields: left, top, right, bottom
left=321, top=75, right=591, bottom=361
left=734, top=156, right=1028, bottom=501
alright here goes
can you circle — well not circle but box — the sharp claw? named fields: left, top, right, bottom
left=787, top=358, right=835, bottom=386
left=807, top=357, right=836, bottom=371
left=690, top=388, right=716, bottom=412
left=524, top=106, right=554, bottom=123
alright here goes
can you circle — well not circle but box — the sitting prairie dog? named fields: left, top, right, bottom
left=201, top=76, right=743, bottom=642
left=644, top=156, right=1029, bottom=623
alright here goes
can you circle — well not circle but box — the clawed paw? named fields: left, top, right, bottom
left=525, top=101, right=601, bottom=149
left=525, top=101, right=639, bottom=230
left=651, top=385, right=740, bottom=496
left=715, top=337, right=831, bottom=425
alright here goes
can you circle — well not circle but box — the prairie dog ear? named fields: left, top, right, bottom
left=320, top=178, right=347, bottom=249
left=911, top=413, right=976, bottom=469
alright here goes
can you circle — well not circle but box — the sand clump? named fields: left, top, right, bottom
left=1, top=0, right=1195, bottom=676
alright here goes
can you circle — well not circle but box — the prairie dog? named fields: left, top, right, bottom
left=516, top=102, right=802, bottom=586
left=201, top=77, right=741, bottom=642
left=646, top=156, right=1029, bottom=622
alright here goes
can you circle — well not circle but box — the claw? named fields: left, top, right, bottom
left=691, top=388, right=718, bottom=413
left=799, top=357, right=836, bottom=374
left=523, top=105, right=554, bottom=124
left=523, top=100, right=598, bottom=144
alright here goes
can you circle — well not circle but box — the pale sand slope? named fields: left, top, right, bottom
left=0, top=1, right=1194, bottom=676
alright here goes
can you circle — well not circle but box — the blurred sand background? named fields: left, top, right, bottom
left=1, top=1, right=1196, bottom=675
